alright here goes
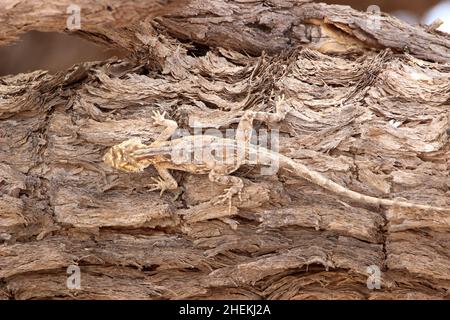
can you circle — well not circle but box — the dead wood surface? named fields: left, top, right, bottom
left=0, top=0, right=449, bottom=300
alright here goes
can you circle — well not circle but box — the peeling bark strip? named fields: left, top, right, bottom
left=156, top=0, right=450, bottom=62
left=0, top=0, right=449, bottom=300
left=1, top=0, right=450, bottom=63
left=0, top=0, right=188, bottom=45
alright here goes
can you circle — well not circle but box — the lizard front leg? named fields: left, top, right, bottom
left=151, top=110, right=178, bottom=144
left=148, top=163, right=178, bottom=195
left=209, top=169, right=244, bottom=212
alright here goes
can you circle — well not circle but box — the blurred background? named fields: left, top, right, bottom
left=0, top=0, right=449, bottom=76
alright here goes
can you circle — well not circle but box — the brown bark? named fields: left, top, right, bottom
left=0, top=0, right=186, bottom=45
left=0, top=0, right=449, bottom=300
left=154, top=0, right=450, bottom=62
left=2, top=0, right=449, bottom=62
left=325, top=0, right=441, bottom=16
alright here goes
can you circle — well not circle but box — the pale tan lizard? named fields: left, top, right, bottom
left=103, top=97, right=448, bottom=212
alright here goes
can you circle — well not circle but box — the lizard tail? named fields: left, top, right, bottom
left=281, top=157, right=449, bottom=211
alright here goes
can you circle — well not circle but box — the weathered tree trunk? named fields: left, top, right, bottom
left=0, top=0, right=449, bottom=300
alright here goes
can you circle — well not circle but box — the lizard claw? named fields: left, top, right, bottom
left=275, top=94, right=290, bottom=115
left=213, top=187, right=243, bottom=213
left=151, top=110, right=167, bottom=126
left=148, top=176, right=168, bottom=196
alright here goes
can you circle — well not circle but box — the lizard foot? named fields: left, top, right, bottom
left=148, top=177, right=171, bottom=196
left=275, top=94, right=290, bottom=115
left=151, top=110, right=168, bottom=126
left=212, top=186, right=243, bottom=213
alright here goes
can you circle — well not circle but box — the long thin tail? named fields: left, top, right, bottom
left=280, top=156, right=448, bottom=211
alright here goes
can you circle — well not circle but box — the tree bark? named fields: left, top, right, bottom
left=0, top=0, right=449, bottom=300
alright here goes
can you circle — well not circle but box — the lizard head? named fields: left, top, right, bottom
left=103, top=138, right=152, bottom=172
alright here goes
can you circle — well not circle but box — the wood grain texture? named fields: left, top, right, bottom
left=0, top=0, right=449, bottom=300
left=0, top=0, right=188, bottom=45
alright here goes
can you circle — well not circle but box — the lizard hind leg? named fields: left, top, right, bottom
left=209, top=170, right=244, bottom=213
left=236, top=94, right=290, bottom=145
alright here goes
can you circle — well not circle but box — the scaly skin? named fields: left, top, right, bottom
left=103, top=97, right=449, bottom=212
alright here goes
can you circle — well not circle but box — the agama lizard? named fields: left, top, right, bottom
left=103, top=96, right=448, bottom=212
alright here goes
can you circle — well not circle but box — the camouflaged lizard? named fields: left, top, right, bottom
left=103, top=97, right=448, bottom=212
